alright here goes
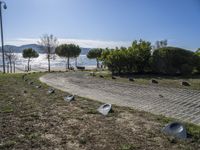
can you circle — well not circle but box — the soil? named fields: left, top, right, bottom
left=0, top=73, right=199, bottom=150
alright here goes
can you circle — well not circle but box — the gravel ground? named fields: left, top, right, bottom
left=40, top=71, right=200, bottom=125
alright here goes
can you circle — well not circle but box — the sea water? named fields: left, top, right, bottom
left=0, top=53, right=97, bottom=71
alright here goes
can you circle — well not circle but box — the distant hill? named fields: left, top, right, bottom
left=3, top=44, right=44, bottom=53
left=2, top=44, right=91, bottom=55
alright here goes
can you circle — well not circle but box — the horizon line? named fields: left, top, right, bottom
left=4, top=38, right=197, bottom=51
left=5, top=38, right=132, bottom=49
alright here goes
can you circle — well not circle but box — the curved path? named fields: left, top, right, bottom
left=40, top=72, right=200, bottom=125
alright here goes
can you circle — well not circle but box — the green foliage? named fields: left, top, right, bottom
left=195, top=49, right=200, bottom=73
left=186, top=123, right=200, bottom=141
left=22, top=48, right=39, bottom=59
left=87, top=48, right=103, bottom=68
left=56, top=44, right=81, bottom=58
left=55, top=44, right=81, bottom=69
left=98, top=41, right=199, bottom=76
left=130, top=40, right=152, bottom=73
left=22, top=48, right=39, bottom=71
left=196, top=48, right=200, bottom=53
left=101, top=40, right=151, bottom=74
left=87, top=48, right=102, bottom=59
left=152, top=47, right=196, bottom=75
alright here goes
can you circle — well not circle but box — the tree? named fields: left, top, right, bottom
left=87, top=48, right=103, bottom=68
left=38, top=34, right=58, bottom=72
left=55, top=44, right=81, bottom=69
left=130, top=39, right=152, bottom=73
left=101, top=40, right=151, bottom=74
left=154, top=40, right=168, bottom=49
left=22, top=48, right=39, bottom=72
left=152, top=47, right=196, bottom=75
left=5, top=47, right=17, bottom=73
left=195, top=48, right=200, bottom=73
left=73, top=46, right=81, bottom=67
left=196, top=48, right=200, bottom=56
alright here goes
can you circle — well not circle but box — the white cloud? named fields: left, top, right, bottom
left=6, top=38, right=131, bottom=48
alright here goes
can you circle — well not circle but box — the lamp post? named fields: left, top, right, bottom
left=0, top=1, right=6, bottom=73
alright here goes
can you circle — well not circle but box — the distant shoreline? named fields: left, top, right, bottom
left=0, top=65, right=96, bottom=73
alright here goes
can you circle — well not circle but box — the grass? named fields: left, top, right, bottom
left=0, top=105, right=14, bottom=113
left=93, top=70, right=200, bottom=90
left=120, top=144, right=137, bottom=150
left=0, top=72, right=200, bottom=150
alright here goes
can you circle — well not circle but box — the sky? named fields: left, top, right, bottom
left=2, top=0, right=200, bottom=50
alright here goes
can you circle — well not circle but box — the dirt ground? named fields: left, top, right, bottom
left=0, top=73, right=200, bottom=150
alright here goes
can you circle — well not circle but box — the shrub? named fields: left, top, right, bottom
left=180, top=64, right=193, bottom=75
left=152, top=47, right=196, bottom=75
left=194, top=52, right=200, bottom=73
left=101, top=40, right=151, bottom=74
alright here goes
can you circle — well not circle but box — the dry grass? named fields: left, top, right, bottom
left=0, top=72, right=199, bottom=150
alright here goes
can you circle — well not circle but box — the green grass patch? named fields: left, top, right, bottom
left=120, top=144, right=137, bottom=150
left=0, top=140, right=16, bottom=149
left=0, top=105, right=13, bottom=113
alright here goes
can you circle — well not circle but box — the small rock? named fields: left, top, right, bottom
left=97, top=104, right=112, bottom=116
left=35, top=85, right=41, bottom=89
left=181, top=81, right=191, bottom=86
left=23, top=90, right=27, bottom=94
left=112, top=76, right=116, bottom=80
left=159, top=94, right=164, bottom=98
left=47, top=88, right=55, bottom=94
left=129, top=78, right=134, bottom=82
left=99, top=75, right=104, bottom=78
left=162, top=122, right=187, bottom=139
left=18, top=134, right=25, bottom=138
left=28, top=81, right=34, bottom=85
left=64, top=95, right=75, bottom=102
left=151, top=79, right=158, bottom=84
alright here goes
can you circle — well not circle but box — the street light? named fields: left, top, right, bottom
left=0, top=1, right=6, bottom=73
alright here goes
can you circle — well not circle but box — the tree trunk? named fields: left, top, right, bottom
left=75, top=57, right=77, bottom=67
left=9, top=59, right=12, bottom=73
left=13, top=62, right=15, bottom=73
left=7, top=62, right=9, bottom=73
left=96, top=59, right=99, bottom=68
left=48, top=55, right=50, bottom=72
left=118, top=69, right=121, bottom=75
left=67, top=57, right=70, bottom=69
left=28, top=58, right=30, bottom=72
left=65, top=58, right=67, bottom=71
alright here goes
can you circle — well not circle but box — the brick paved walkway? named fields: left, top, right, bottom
left=40, top=72, right=200, bottom=125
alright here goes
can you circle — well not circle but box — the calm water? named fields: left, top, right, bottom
left=0, top=53, right=97, bottom=71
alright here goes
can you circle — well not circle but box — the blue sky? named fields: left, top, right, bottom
left=2, top=0, right=200, bottom=50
